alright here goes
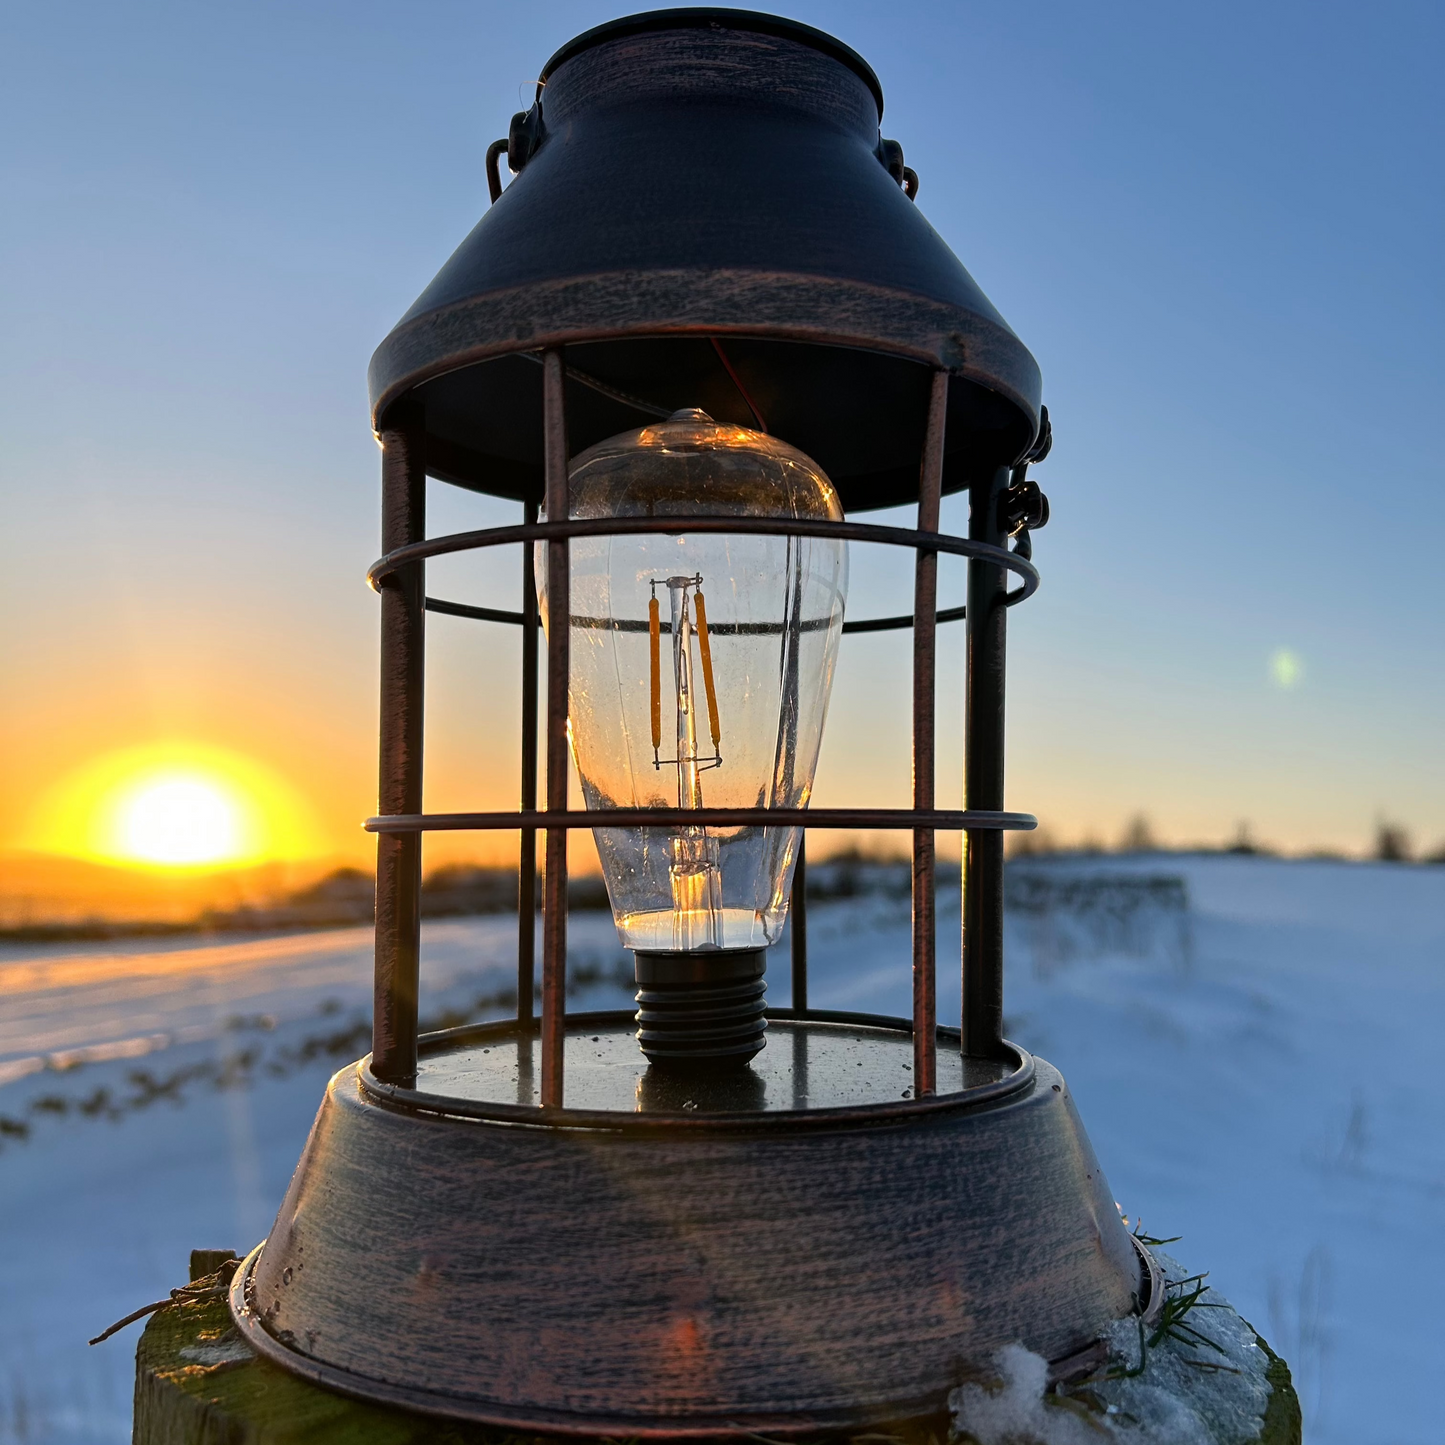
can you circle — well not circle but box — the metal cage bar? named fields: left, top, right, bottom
left=541, top=351, right=569, bottom=1107
left=963, top=464, right=1013, bottom=1058
left=790, top=837, right=807, bottom=1012
left=366, top=807, right=1035, bottom=833
left=912, top=372, right=946, bottom=1095
left=518, top=500, right=539, bottom=1026
left=370, top=517, right=1039, bottom=594
left=424, top=594, right=971, bottom=635
left=369, top=372, right=1038, bottom=1105
left=372, top=409, right=426, bottom=1086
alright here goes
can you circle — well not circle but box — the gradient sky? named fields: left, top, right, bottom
left=3, top=0, right=1443, bottom=872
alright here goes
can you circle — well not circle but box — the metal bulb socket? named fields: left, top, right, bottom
left=634, top=948, right=767, bottom=1069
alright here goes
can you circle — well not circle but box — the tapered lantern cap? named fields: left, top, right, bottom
left=368, top=9, right=1043, bottom=510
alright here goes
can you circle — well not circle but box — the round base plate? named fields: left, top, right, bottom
left=230, top=1011, right=1143, bottom=1435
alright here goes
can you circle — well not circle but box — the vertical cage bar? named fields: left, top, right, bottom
left=540, top=351, right=569, bottom=1107
left=372, top=406, right=426, bottom=1085
left=790, top=836, right=808, bottom=1012
left=911, top=370, right=947, bottom=1095
left=517, top=499, right=539, bottom=1026
left=962, top=462, right=1012, bottom=1057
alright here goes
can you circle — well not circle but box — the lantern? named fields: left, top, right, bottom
left=229, top=9, right=1155, bottom=1432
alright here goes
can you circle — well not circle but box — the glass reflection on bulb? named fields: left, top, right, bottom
left=539, top=409, right=847, bottom=1065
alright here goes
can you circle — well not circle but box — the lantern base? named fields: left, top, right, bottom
left=634, top=948, right=767, bottom=1068
left=230, top=1011, right=1148, bottom=1436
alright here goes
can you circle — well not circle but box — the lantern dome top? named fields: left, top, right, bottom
left=370, top=8, right=1044, bottom=511
left=538, top=9, right=886, bottom=117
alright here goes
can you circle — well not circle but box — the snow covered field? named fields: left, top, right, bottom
left=1, top=855, right=1441, bottom=1444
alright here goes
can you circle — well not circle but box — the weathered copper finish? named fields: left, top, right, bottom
left=367, top=12, right=1042, bottom=511
left=541, top=349, right=569, bottom=1106
left=912, top=371, right=947, bottom=1093
left=370, top=412, right=425, bottom=1087
left=517, top=499, right=539, bottom=1025
left=368, top=514, right=1041, bottom=593
left=790, top=839, right=807, bottom=1010
left=233, top=1015, right=1142, bottom=1435
left=424, top=589, right=972, bottom=637
left=366, top=806, right=1037, bottom=834
left=963, top=465, right=1012, bottom=1058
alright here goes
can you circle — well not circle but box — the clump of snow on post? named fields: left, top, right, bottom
left=949, top=1252, right=1274, bottom=1444
left=950, top=1342, right=1117, bottom=1445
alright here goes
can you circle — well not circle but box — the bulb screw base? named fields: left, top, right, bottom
left=634, top=948, right=767, bottom=1068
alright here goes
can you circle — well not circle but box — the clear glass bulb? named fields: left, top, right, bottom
left=539, top=409, right=848, bottom=957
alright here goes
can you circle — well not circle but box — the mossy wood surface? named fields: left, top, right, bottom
left=135, top=1287, right=502, bottom=1445
left=134, top=1290, right=1300, bottom=1445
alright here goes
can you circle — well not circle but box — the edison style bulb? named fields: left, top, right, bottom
left=538, top=410, right=847, bottom=1066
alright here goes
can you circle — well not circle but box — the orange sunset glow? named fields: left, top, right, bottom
left=23, top=743, right=325, bottom=871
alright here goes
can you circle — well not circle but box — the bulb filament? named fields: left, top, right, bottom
left=650, top=574, right=724, bottom=949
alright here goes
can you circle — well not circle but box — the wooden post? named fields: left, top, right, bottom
left=130, top=1248, right=1303, bottom=1443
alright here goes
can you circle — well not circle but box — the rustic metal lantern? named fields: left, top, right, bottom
left=230, top=9, right=1154, bottom=1431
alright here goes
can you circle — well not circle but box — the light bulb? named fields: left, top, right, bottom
left=539, top=410, right=847, bottom=1067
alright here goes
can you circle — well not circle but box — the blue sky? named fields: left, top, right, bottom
left=3, top=0, right=1442, bottom=861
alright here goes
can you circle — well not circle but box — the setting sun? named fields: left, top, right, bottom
left=24, top=743, right=325, bottom=870
left=114, top=774, right=245, bottom=865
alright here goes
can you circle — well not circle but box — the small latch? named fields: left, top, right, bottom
left=999, top=479, right=1050, bottom=537
left=876, top=137, right=919, bottom=200
left=508, top=105, right=546, bottom=171
left=487, top=105, right=547, bottom=204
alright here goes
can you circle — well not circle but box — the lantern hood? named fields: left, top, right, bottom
left=369, top=8, right=1044, bottom=511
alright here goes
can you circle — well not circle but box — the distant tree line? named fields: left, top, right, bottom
left=1008, top=813, right=1445, bottom=864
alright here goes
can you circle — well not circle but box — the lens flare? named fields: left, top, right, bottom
left=1270, top=648, right=1304, bottom=690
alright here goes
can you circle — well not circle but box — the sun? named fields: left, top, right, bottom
left=26, top=743, right=325, bottom=870
left=114, top=773, right=246, bottom=865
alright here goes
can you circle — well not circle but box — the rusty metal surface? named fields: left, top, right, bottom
left=911, top=370, right=947, bottom=1095
left=962, top=465, right=1013, bottom=1059
left=363, top=806, right=1037, bottom=834
left=233, top=1033, right=1141, bottom=1433
left=367, top=514, right=1040, bottom=595
left=424, top=592, right=969, bottom=635
left=371, top=414, right=425, bottom=1086
left=541, top=350, right=569, bottom=1106
left=790, top=840, right=807, bottom=1012
left=518, top=500, right=539, bottom=1025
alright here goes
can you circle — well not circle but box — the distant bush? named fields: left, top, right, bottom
left=1006, top=869, right=1192, bottom=973
left=1009, top=826, right=1059, bottom=859
left=419, top=865, right=514, bottom=918
left=1118, top=814, right=1157, bottom=853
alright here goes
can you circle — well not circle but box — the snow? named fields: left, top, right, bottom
left=2, top=854, right=1442, bottom=1443
left=950, top=1251, right=1275, bottom=1445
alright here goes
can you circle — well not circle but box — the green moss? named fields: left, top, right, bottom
left=1245, top=1325, right=1302, bottom=1445
left=135, top=1292, right=542, bottom=1445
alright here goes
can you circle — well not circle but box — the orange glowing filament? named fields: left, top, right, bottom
left=649, top=594, right=662, bottom=752
left=693, top=589, right=721, bottom=752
